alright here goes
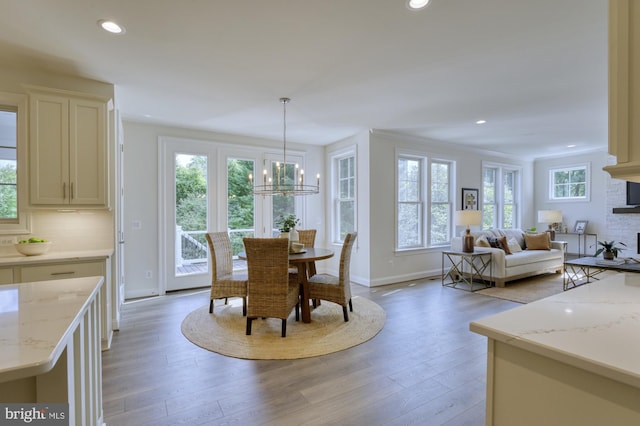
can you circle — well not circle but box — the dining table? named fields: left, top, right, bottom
left=238, top=247, right=334, bottom=323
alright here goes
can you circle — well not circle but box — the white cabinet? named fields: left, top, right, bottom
left=16, top=258, right=113, bottom=350
left=29, top=90, right=109, bottom=206
left=604, top=0, right=640, bottom=182
left=0, top=267, right=12, bottom=284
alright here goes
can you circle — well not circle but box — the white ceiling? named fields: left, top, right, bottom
left=0, top=0, right=608, bottom=158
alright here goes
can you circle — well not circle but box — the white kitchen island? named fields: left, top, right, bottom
left=470, top=273, right=640, bottom=426
left=0, top=276, right=104, bottom=425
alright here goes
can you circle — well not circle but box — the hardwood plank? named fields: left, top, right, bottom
left=102, top=277, right=520, bottom=424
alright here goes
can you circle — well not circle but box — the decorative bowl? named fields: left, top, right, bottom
left=15, top=241, right=52, bottom=256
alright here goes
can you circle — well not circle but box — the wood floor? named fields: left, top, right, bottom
left=102, top=277, right=520, bottom=425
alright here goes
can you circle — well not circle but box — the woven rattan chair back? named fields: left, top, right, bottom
left=205, top=232, right=247, bottom=315
left=308, top=232, right=357, bottom=321
left=295, top=229, right=317, bottom=277
left=243, top=237, right=300, bottom=337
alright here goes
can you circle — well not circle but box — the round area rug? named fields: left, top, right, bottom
left=181, top=296, right=385, bottom=360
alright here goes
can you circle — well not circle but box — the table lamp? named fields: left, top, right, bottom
left=455, top=210, right=483, bottom=253
left=537, top=210, right=562, bottom=241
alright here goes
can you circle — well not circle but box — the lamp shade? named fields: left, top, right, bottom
left=537, top=210, right=562, bottom=224
left=455, top=210, right=482, bottom=227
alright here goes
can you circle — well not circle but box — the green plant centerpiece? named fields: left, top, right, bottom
left=275, top=214, right=300, bottom=233
left=593, top=240, right=627, bottom=260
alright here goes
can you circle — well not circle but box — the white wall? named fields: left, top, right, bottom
left=323, top=131, right=371, bottom=285
left=366, top=131, right=534, bottom=287
left=533, top=150, right=618, bottom=255
left=122, top=120, right=325, bottom=299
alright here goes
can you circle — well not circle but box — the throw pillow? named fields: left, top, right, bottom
left=475, top=235, right=490, bottom=247
left=507, top=237, right=523, bottom=253
left=487, top=236, right=511, bottom=254
left=524, top=232, right=551, bottom=250
left=498, top=236, right=512, bottom=255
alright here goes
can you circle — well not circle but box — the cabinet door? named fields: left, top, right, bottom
left=0, top=268, right=13, bottom=284
left=69, top=99, right=107, bottom=205
left=29, top=93, right=69, bottom=205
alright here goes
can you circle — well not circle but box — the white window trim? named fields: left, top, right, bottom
left=548, top=162, right=591, bottom=202
left=329, top=145, right=357, bottom=244
left=482, top=161, right=522, bottom=230
left=395, top=149, right=454, bottom=252
left=0, top=92, right=31, bottom=235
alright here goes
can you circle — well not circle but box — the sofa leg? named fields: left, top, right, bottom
left=495, top=279, right=506, bottom=288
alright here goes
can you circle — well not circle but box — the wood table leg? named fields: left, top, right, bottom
left=297, top=263, right=311, bottom=323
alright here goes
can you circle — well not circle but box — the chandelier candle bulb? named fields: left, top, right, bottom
left=263, top=169, right=267, bottom=185
left=248, top=174, right=253, bottom=184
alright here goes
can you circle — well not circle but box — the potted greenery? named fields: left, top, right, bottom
left=275, top=214, right=300, bottom=243
left=593, top=240, right=627, bottom=260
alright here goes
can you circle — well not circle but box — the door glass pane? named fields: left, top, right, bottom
left=272, top=161, right=296, bottom=235
left=175, top=154, right=208, bottom=276
left=227, top=159, right=255, bottom=257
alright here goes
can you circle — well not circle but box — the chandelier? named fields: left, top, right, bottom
left=249, top=97, right=320, bottom=196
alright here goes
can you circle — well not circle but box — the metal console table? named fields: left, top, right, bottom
left=555, top=232, right=597, bottom=257
left=442, top=250, right=492, bottom=292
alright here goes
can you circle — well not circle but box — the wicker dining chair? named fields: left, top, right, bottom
left=205, top=232, right=248, bottom=316
left=296, top=229, right=317, bottom=277
left=308, top=232, right=357, bottom=322
left=243, top=237, right=300, bottom=337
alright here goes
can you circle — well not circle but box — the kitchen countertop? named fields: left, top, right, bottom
left=0, top=276, right=104, bottom=383
left=470, top=273, right=640, bottom=390
left=0, top=249, right=113, bottom=265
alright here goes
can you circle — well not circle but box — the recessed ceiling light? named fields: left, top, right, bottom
left=567, top=144, right=576, bottom=148
left=98, top=19, right=125, bottom=34
left=407, top=0, right=430, bottom=10
left=475, top=120, right=487, bottom=125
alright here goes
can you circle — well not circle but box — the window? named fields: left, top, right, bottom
left=0, top=93, right=30, bottom=234
left=549, top=164, right=589, bottom=201
left=0, top=108, right=17, bottom=223
left=396, top=153, right=452, bottom=250
left=332, top=151, right=356, bottom=242
left=430, top=161, right=451, bottom=245
left=482, top=162, right=521, bottom=229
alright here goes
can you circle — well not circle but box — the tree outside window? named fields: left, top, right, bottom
left=549, top=164, right=589, bottom=201
left=0, top=109, right=17, bottom=223
left=483, top=163, right=520, bottom=230
left=335, top=154, right=355, bottom=241
left=396, top=154, right=453, bottom=250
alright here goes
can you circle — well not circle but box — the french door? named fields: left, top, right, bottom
left=159, top=138, right=304, bottom=293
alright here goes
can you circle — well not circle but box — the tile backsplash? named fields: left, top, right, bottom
left=0, top=210, right=114, bottom=256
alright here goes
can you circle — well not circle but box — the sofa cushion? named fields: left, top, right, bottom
left=505, top=249, right=562, bottom=267
left=498, top=236, right=512, bottom=254
left=524, top=233, right=551, bottom=250
left=507, top=237, right=523, bottom=253
left=499, top=229, right=525, bottom=249
left=475, top=235, right=490, bottom=247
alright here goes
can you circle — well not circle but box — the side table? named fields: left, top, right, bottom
left=442, top=250, right=492, bottom=291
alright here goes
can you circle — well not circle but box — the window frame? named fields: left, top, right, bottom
left=395, top=149, right=454, bottom=251
left=0, top=92, right=30, bottom=235
left=548, top=163, right=590, bottom=202
left=330, top=146, right=357, bottom=243
left=482, top=161, right=522, bottom=230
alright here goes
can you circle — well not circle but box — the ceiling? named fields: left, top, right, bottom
left=0, top=0, right=608, bottom=158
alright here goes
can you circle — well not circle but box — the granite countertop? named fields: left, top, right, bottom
left=0, top=249, right=113, bottom=265
left=470, top=273, right=640, bottom=389
left=0, top=276, right=104, bottom=383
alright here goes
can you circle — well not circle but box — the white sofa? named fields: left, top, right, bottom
left=451, top=228, right=565, bottom=287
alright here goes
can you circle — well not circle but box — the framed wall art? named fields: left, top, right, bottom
left=462, top=188, right=479, bottom=210
left=574, top=220, right=588, bottom=234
